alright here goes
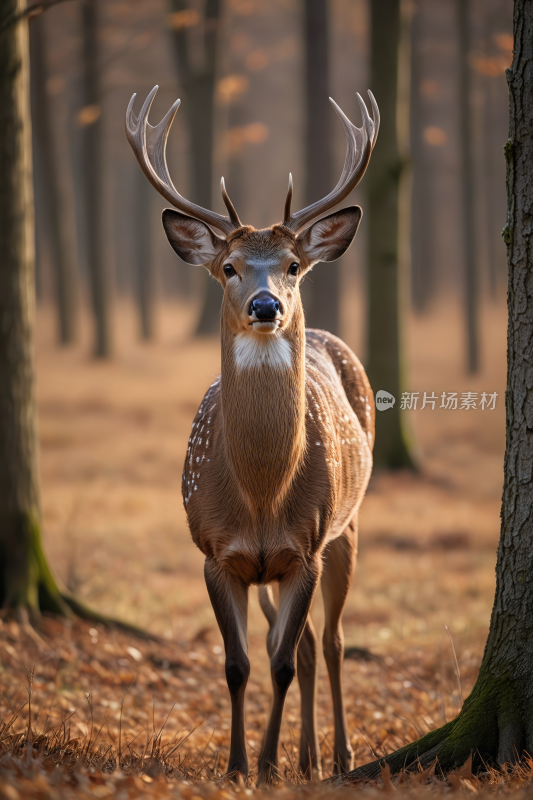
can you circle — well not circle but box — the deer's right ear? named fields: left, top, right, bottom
left=296, top=206, right=362, bottom=266
left=162, top=209, right=226, bottom=267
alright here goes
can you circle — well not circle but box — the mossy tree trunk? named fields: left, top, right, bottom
left=367, top=0, right=414, bottom=469
left=334, top=0, right=533, bottom=780
left=0, top=0, right=69, bottom=618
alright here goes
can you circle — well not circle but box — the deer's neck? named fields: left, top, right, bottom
left=220, top=305, right=306, bottom=518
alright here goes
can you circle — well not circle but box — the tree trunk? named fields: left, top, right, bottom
left=29, top=13, right=79, bottom=344
left=457, top=0, right=479, bottom=373
left=367, top=0, right=414, bottom=469
left=332, top=0, right=533, bottom=780
left=410, top=1, right=435, bottom=313
left=481, top=0, right=510, bottom=302
left=81, top=0, right=113, bottom=357
left=301, top=0, right=339, bottom=335
left=169, top=0, right=223, bottom=336
left=134, top=169, right=155, bottom=341
left=0, top=0, right=68, bottom=617
left=0, top=2, right=156, bottom=638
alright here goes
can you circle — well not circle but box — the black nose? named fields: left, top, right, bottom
left=248, top=292, right=281, bottom=320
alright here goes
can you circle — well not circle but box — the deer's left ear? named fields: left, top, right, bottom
left=162, top=209, right=226, bottom=267
left=297, top=207, right=362, bottom=266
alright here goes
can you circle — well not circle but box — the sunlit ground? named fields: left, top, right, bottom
left=0, top=296, right=508, bottom=793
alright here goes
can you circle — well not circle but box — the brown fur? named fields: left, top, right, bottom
left=178, top=222, right=374, bottom=783
left=126, top=83, right=379, bottom=785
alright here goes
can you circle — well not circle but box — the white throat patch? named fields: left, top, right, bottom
left=233, top=332, right=292, bottom=371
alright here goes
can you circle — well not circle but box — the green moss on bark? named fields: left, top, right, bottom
left=0, top=511, right=70, bottom=617
left=335, top=667, right=521, bottom=783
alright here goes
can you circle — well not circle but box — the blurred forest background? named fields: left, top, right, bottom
left=27, top=0, right=514, bottom=649
left=32, top=0, right=512, bottom=360
left=0, top=0, right=518, bottom=781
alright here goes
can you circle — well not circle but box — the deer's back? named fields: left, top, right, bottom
left=304, top=329, right=374, bottom=451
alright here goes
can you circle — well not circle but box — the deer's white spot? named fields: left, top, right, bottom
left=233, top=332, right=292, bottom=371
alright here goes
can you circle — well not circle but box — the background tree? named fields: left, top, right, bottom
left=0, top=0, right=70, bottom=620
left=169, top=0, right=222, bottom=337
left=29, top=12, right=79, bottom=344
left=366, top=0, right=414, bottom=469
left=0, top=1, right=156, bottom=631
left=81, top=0, right=113, bottom=358
left=457, top=0, right=479, bottom=373
left=335, top=0, right=533, bottom=778
left=479, top=0, right=512, bottom=300
left=302, top=0, right=339, bottom=334
left=134, top=169, right=155, bottom=341
left=410, top=1, right=436, bottom=312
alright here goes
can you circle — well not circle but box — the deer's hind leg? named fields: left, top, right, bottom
left=296, top=615, right=321, bottom=778
left=321, top=517, right=358, bottom=774
left=259, top=585, right=321, bottom=779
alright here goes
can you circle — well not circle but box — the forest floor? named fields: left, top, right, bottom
left=1, top=297, right=526, bottom=798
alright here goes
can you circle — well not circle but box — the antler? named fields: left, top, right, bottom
left=283, top=91, right=379, bottom=234
left=125, top=86, right=241, bottom=237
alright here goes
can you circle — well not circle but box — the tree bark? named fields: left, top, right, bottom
left=410, top=1, right=435, bottom=313
left=367, top=0, right=414, bottom=469
left=331, top=0, right=533, bottom=781
left=169, top=0, right=222, bottom=336
left=301, top=0, right=339, bottom=335
left=81, top=0, right=113, bottom=357
left=457, top=0, right=479, bottom=373
left=134, top=169, right=155, bottom=341
left=0, top=1, right=156, bottom=636
left=29, top=13, right=79, bottom=344
left=0, top=0, right=68, bottom=616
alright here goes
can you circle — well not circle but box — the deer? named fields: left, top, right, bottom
left=126, top=85, right=378, bottom=785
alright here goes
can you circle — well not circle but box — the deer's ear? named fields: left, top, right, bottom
left=162, top=209, right=225, bottom=267
left=297, top=207, right=362, bottom=265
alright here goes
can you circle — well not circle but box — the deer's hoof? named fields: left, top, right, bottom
left=256, top=760, right=280, bottom=787
left=333, top=748, right=354, bottom=775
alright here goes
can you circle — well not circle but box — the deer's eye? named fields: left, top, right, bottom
left=224, top=264, right=236, bottom=277
left=288, top=263, right=300, bottom=277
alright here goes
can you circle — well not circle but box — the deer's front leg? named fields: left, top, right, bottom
left=204, top=559, right=250, bottom=779
left=257, top=561, right=321, bottom=785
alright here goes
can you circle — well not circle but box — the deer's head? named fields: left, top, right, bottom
left=126, top=87, right=379, bottom=341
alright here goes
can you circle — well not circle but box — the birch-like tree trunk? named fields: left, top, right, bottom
left=333, top=0, right=533, bottom=779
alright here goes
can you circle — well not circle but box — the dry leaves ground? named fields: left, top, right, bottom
left=0, top=298, right=519, bottom=797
